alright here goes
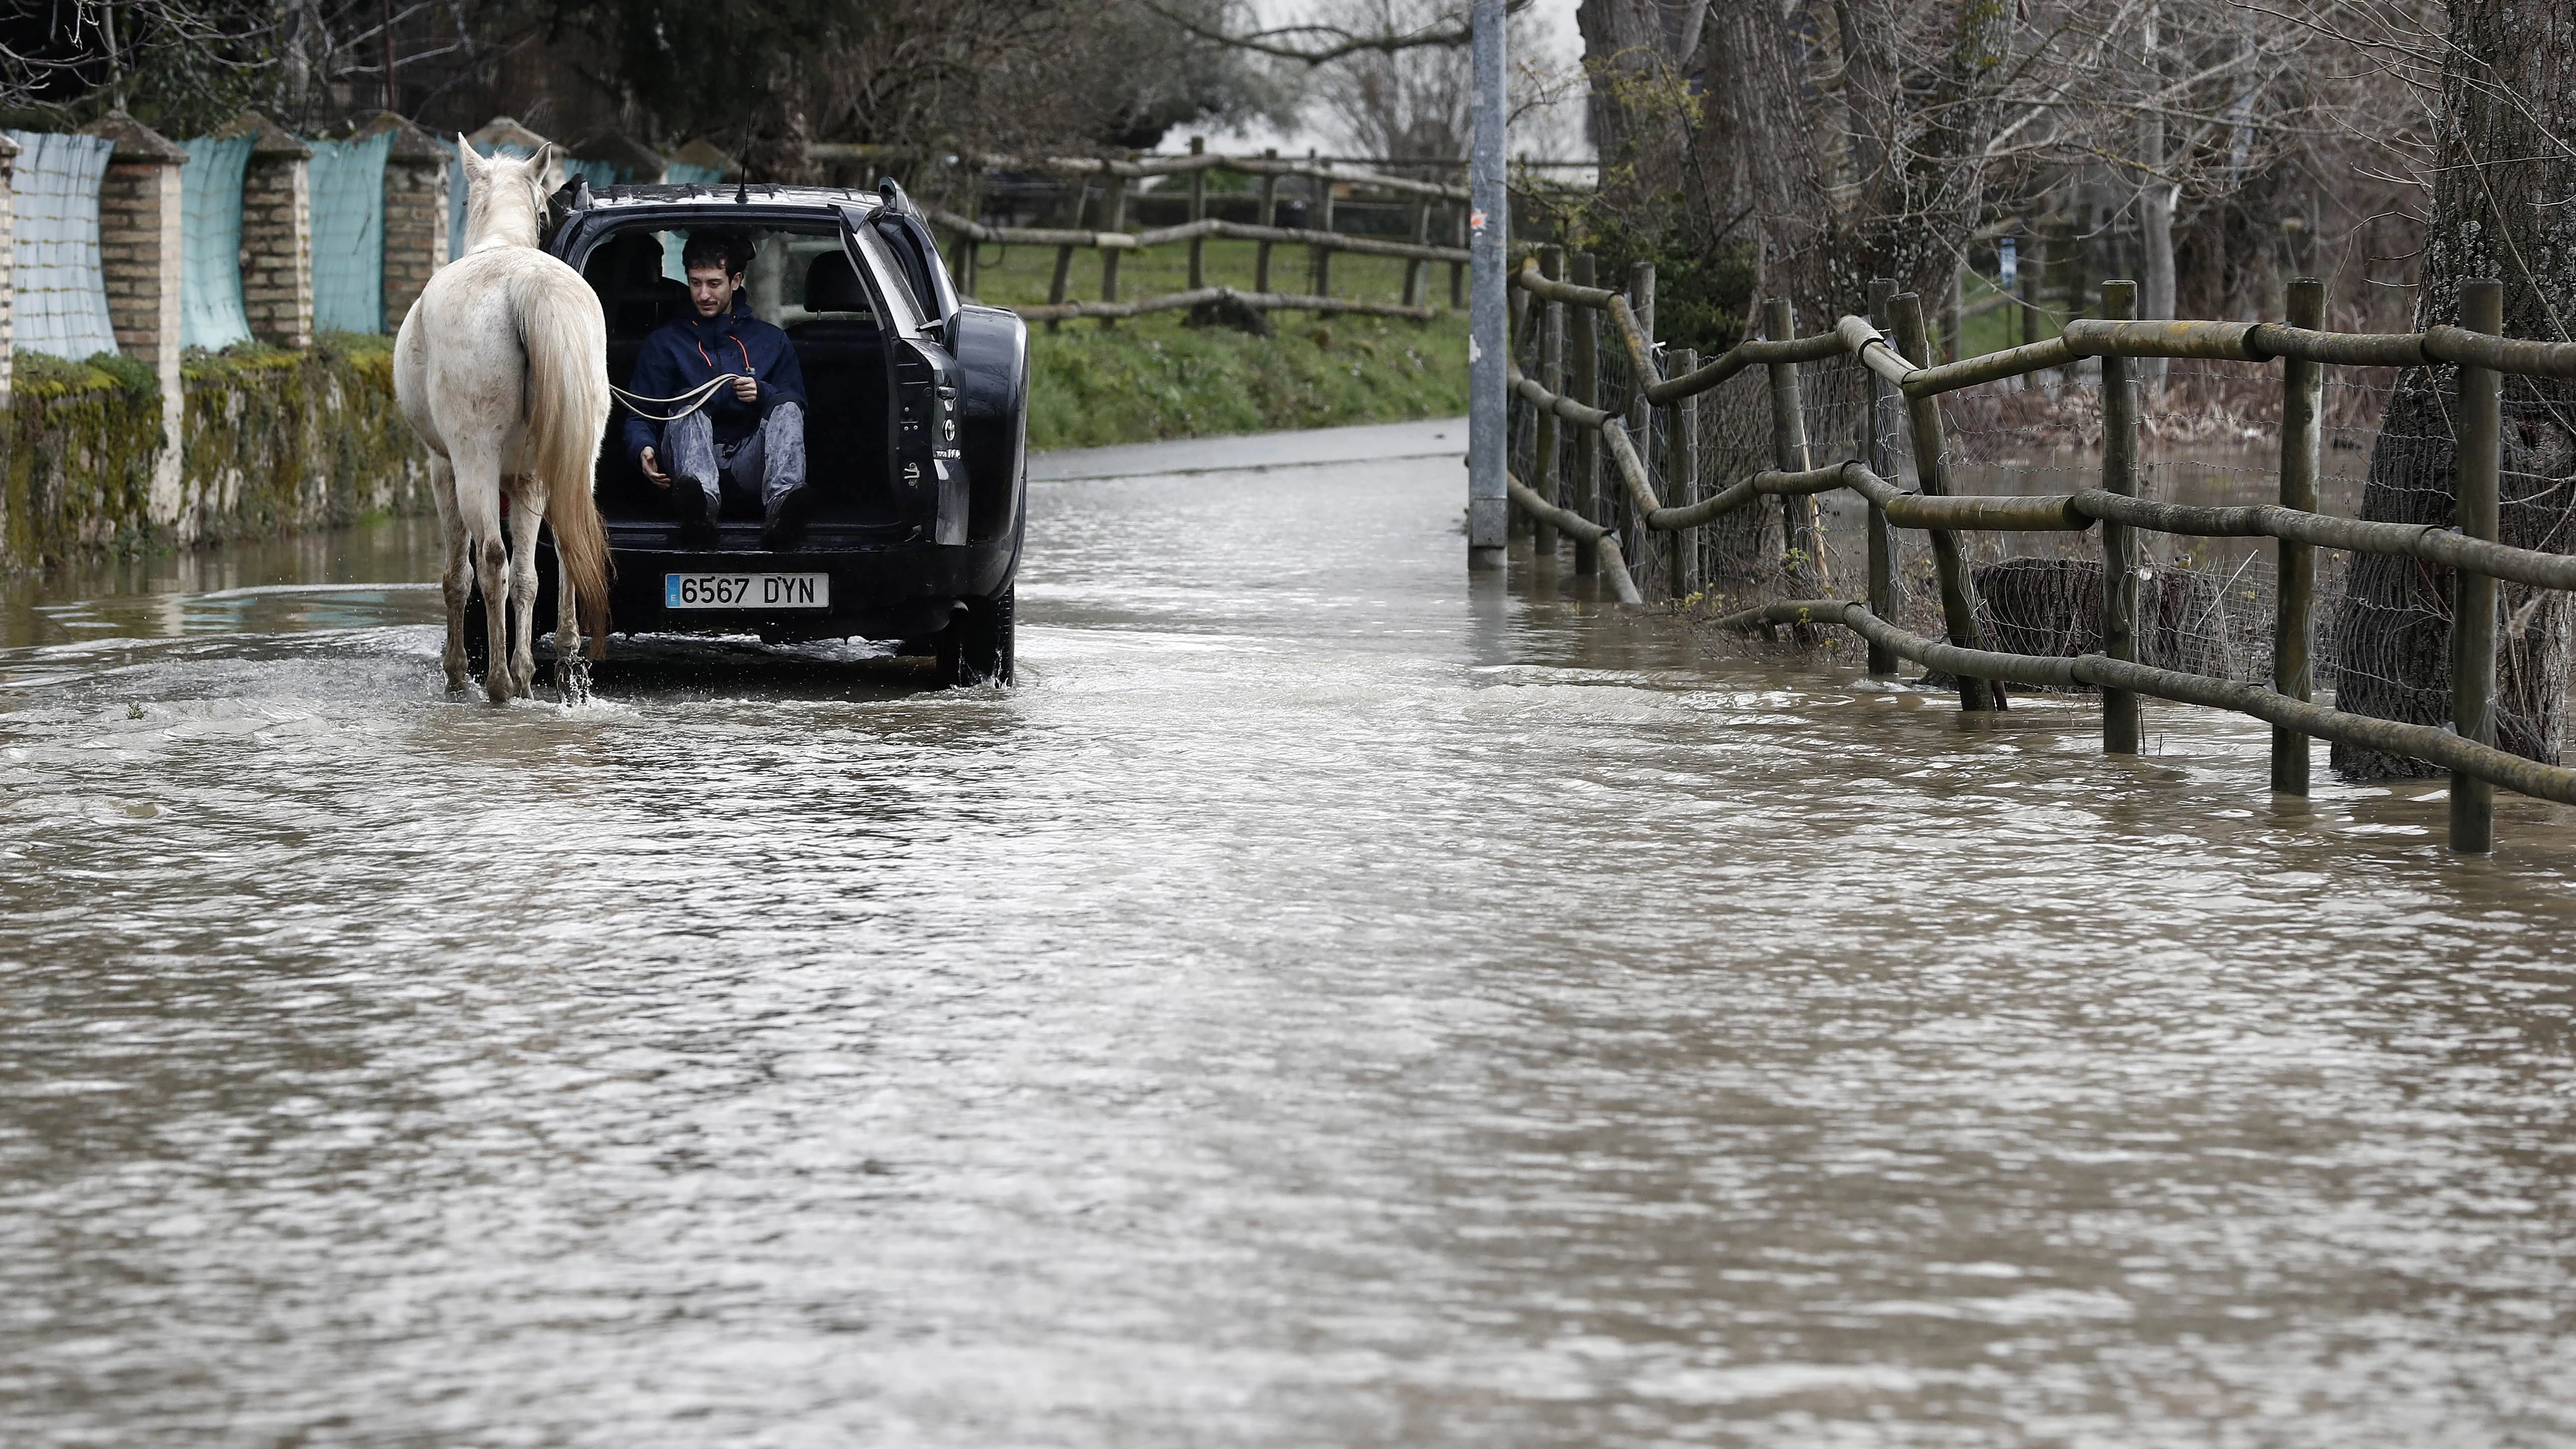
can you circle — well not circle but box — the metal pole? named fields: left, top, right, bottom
left=2272, top=276, right=2323, bottom=793
left=1466, top=0, right=1509, bottom=568
left=2100, top=279, right=2141, bottom=752
left=2452, top=277, right=2503, bottom=853
left=1864, top=277, right=1900, bottom=675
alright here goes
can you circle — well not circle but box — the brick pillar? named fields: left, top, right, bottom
left=354, top=111, right=449, bottom=330
left=222, top=112, right=313, bottom=349
left=0, top=134, right=16, bottom=410
left=79, top=109, right=186, bottom=520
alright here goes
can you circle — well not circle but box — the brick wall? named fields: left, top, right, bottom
left=79, top=110, right=186, bottom=520
left=0, top=136, right=16, bottom=406
left=357, top=112, right=449, bottom=332
left=241, top=139, right=313, bottom=348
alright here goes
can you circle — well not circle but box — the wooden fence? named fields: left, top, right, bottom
left=1509, top=257, right=2576, bottom=854
left=927, top=146, right=1474, bottom=325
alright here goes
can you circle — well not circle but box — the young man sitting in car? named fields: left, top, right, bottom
left=629, top=232, right=815, bottom=551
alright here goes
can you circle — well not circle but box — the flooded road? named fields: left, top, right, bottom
left=4, top=418, right=2575, bottom=1446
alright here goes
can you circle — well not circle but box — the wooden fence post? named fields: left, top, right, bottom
left=1631, top=261, right=1656, bottom=590
left=1864, top=277, right=1900, bottom=675
left=1046, top=175, right=1081, bottom=333
left=2100, top=279, right=2141, bottom=749
left=1887, top=290, right=2001, bottom=711
left=1669, top=346, right=1695, bottom=600
left=1535, top=243, right=1563, bottom=560
left=1762, top=297, right=1827, bottom=597
left=1186, top=137, right=1207, bottom=291
left=2272, top=276, right=2324, bottom=793
left=1097, top=169, right=1128, bottom=329
left=1309, top=152, right=1333, bottom=309
left=1450, top=201, right=1465, bottom=309
left=1569, top=250, right=1600, bottom=576
left=1254, top=150, right=1279, bottom=293
left=1403, top=197, right=1429, bottom=306
left=2452, top=277, right=2504, bottom=853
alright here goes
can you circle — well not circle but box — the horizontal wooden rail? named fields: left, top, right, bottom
left=1506, top=471, right=1643, bottom=604
left=2068, top=489, right=2576, bottom=590
left=932, top=211, right=1471, bottom=264
left=1719, top=600, right=2576, bottom=809
left=969, top=150, right=1472, bottom=201
left=1504, top=265, right=2576, bottom=847
left=1012, top=286, right=1435, bottom=323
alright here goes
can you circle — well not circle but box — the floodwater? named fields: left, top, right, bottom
left=4, top=419, right=2574, bottom=1447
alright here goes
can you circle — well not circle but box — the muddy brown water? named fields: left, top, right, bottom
left=4, top=419, right=2574, bottom=1446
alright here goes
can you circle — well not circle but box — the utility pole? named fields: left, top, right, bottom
left=1465, top=0, right=1507, bottom=569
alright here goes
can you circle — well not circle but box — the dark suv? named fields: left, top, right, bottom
left=536, top=178, right=1027, bottom=685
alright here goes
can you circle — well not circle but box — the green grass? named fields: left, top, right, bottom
left=1954, top=272, right=2106, bottom=360
left=1026, top=312, right=1467, bottom=450
left=963, top=235, right=1467, bottom=450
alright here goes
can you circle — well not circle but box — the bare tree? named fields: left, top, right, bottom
left=2332, top=0, right=2576, bottom=777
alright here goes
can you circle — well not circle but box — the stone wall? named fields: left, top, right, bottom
left=1, top=338, right=430, bottom=570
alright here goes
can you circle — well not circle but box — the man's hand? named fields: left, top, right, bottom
left=732, top=374, right=758, bottom=403
left=640, top=447, right=669, bottom=486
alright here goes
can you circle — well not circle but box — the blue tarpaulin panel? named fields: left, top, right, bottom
left=178, top=135, right=253, bottom=351
left=561, top=157, right=624, bottom=191
left=308, top=132, right=390, bottom=334
left=6, top=130, right=120, bottom=360
left=661, top=163, right=724, bottom=281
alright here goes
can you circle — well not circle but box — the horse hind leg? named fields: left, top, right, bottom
left=503, top=474, right=546, bottom=700
left=554, top=540, right=589, bottom=705
left=453, top=457, right=513, bottom=706
left=429, top=454, right=472, bottom=692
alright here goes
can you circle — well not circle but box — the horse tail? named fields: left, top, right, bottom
left=515, top=264, right=616, bottom=659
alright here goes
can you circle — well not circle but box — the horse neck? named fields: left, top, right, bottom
left=464, top=199, right=542, bottom=251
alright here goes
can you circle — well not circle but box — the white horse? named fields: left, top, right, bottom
left=394, top=143, right=613, bottom=705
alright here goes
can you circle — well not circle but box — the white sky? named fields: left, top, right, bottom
left=1171, top=0, right=1588, bottom=161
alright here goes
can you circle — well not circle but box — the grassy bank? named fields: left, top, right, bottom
left=967, top=236, right=1468, bottom=449
left=1027, top=312, right=1467, bottom=449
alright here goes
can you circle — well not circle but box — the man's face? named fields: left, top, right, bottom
left=688, top=263, right=739, bottom=318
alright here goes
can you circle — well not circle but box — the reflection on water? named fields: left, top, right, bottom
left=4, top=421, right=2575, bottom=1447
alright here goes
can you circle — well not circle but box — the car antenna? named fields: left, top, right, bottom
left=734, top=175, right=749, bottom=205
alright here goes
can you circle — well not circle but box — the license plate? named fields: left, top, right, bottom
left=663, top=572, right=831, bottom=610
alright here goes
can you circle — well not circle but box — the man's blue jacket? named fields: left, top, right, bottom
left=621, top=294, right=808, bottom=463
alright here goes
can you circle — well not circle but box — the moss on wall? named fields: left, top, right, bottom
left=177, top=334, right=430, bottom=545
left=2, top=333, right=432, bottom=571
left=4, top=353, right=165, bottom=566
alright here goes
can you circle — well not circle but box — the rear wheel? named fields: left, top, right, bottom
left=933, top=584, right=1014, bottom=688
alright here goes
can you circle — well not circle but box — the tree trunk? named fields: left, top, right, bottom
left=2135, top=4, right=2175, bottom=390
left=2332, top=0, right=2576, bottom=778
